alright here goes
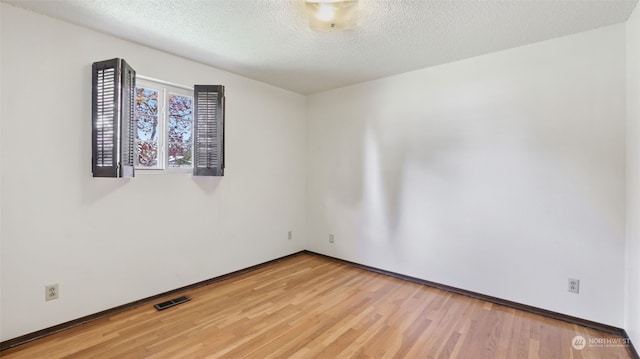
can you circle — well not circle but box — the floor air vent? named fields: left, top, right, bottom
left=154, top=295, right=190, bottom=311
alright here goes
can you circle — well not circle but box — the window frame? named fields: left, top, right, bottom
left=135, top=76, right=195, bottom=173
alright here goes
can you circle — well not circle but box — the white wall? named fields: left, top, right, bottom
left=0, top=3, right=307, bottom=341
left=626, top=3, right=640, bottom=348
left=307, top=25, right=627, bottom=326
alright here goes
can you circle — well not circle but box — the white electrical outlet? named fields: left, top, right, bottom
left=45, top=284, right=59, bottom=301
left=288, top=230, right=293, bottom=240
left=329, top=234, right=334, bottom=243
left=568, top=278, right=580, bottom=294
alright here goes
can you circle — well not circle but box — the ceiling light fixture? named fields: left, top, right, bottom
left=305, top=0, right=359, bottom=32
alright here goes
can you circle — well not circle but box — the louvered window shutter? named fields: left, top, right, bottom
left=193, top=85, right=225, bottom=176
left=91, top=58, right=136, bottom=178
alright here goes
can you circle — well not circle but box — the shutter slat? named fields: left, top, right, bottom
left=193, top=85, right=225, bottom=176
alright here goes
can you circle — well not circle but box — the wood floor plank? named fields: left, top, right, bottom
left=1, top=253, right=634, bottom=359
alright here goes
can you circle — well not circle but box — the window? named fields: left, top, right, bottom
left=91, top=58, right=225, bottom=177
left=135, top=79, right=194, bottom=170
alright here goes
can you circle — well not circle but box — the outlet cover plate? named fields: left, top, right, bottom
left=45, top=284, right=59, bottom=301
left=568, top=278, right=580, bottom=294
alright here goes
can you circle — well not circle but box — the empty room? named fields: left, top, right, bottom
left=1, top=0, right=640, bottom=358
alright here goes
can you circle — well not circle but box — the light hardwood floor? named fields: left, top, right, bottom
left=1, top=253, right=634, bottom=358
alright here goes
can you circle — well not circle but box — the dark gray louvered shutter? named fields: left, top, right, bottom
left=193, top=85, right=225, bottom=176
left=91, top=58, right=136, bottom=178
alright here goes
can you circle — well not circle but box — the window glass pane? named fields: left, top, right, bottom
left=169, top=94, right=192, bottom=120
left=168, top=142, right=192, bottom=167
left=135, top=86, right=160, bottom=169
left=136, top=88, right=158, bottom=115
left=136, top=114, right=158, bottom=141
left=168, top=117, right=192, bottom=143
left=137, top=141, right=158, bottom=167
left=167, top=93, right=193, bottom=168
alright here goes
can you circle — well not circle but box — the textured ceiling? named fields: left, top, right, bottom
left=4, top=0, right=638, bottom=94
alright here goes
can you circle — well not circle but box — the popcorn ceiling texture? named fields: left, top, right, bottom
left=6, top=0, right=637, bottom=94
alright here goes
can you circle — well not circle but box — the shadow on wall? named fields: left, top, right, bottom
left=192, top=175, right=222, bottom=194
left=359, top=122, right=402, bottom=243
left=81, top=176, right=130, bottom=205
left=343, top=77, right=623, bottom=282
left=357, top=113, right=466, bottom=248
